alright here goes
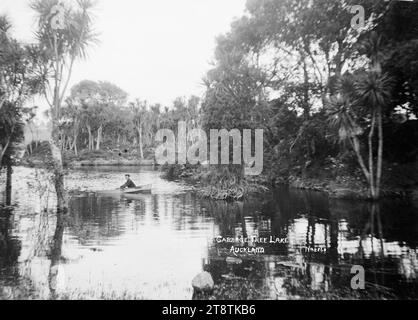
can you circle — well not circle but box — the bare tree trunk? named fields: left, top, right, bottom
left=60, top=134, right=65, bottom=151
left=350, top=137, right=370, bottom=184
left=73, top=133, right=78, bottom=156
left=368, top=111, right=376, bottom=199
left=50, top=126, right=67, bottom=214
left=51, top=78, right=67, bottom=213
left=301, top=50, right=310, bottom=120
left=376, top=108, right=384, bottom=200
left=0, top=129, right=13, bottom=166
left=49, top=135, right=67, bottom=213
left=138, top=126, right=144, bottom=159
left=87, top=125, right=93, bottom=150
left=6, top=163, right=12, bottom=206
left=96, top=126, right=102, bottom=151
left=346, top=112, right=378, bottom=199
left=48, top=31, right=68, bottom=214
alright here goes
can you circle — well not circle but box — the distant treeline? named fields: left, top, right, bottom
left=55, top=80, right=201, bottom=159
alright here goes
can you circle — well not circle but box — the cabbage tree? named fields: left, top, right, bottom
left=31, top=0, right=97, bottom=212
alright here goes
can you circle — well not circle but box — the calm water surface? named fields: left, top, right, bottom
left=0, top=166, right=417, bottom=299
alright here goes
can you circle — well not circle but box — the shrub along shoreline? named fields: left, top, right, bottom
left=160, top=162, right=418, bottom=202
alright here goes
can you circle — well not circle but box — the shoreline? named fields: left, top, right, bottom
left=19, top=158, right=157, bottom=168
left=281, top=176, right=417, bottom=202
left=14, top=159, right=418, bottom=203
left=71, top=159, right=156, bottom=167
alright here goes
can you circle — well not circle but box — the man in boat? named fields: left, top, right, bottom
left=120, top=174, right=137, bottom=189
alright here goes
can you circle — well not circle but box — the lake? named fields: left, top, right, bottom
left=1, top=166, right=417, bottom=300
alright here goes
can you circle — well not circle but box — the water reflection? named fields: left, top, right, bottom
left=202, top=189, right=418, bottom=299
left=0, top=167, right=417, bottom=299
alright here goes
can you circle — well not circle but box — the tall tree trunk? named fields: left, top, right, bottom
left=346, top=113, right=375, bottom=198
left=376, top=108, right=384, bottom=200
left=5, top=163, right=12, bottom=206
left=0, top=128, right=13, bottom=167
left=368, top=111, right=376, bottom=199
left=87, top=125, right=93, bottom=151
left=48, top=32, right=68, bottom=214
left=60, top=134, right=65, bottom=151
left=350, top=136, right=370, bottom=184
left=138, top=125, right=144, bottom=159
left=73, top=133, right=78, bottom=156
left=301, top=51, right=310, bottom=120
left=51, top=89, right=67, bottom=213
left=49, top=135, right=67, bottom=213
left=50, top=113, right=67, bottom=213
left=334, top=41, right=344, bottom=78
left=96, top=126, right=102, bottom=151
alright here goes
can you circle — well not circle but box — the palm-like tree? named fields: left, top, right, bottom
left=327, top=93, right=371, bottom=188
left=31, top=0, right=97, bottom=212
left=328, top=32, right=393, bottom=200
left=32, top=0, right=97, bottom=115
left=129, top=100, right=159, bottom=159
left=355, top=70, right=393, bottom=199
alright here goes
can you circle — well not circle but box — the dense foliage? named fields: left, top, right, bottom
left=0, top=16, right=39, bottom=168
left=201, top=0, right=418, bottom=199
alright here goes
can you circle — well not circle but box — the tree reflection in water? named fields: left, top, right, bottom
left=1, top=166, right=21, bottom=298
left=48, top=211, right=65, bottom=299
left=0, top=206, right=22, bottom=297
left=200, top=188, right=418, bottom=299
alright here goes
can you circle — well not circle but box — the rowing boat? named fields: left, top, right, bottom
left=123, top=184, right=152, bottom=194
left=96, top=184, right=152, bottom=196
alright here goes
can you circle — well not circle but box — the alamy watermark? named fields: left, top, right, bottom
left=350, top=5, right=365, bottom=31
left=154, top=121, right=264, bottom=176
left=350, top=265, right=365, bottom=290
left=350, top=1, right=414, bottom=31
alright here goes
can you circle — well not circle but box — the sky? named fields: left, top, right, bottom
left=0, top=0, right=247, bottom=109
